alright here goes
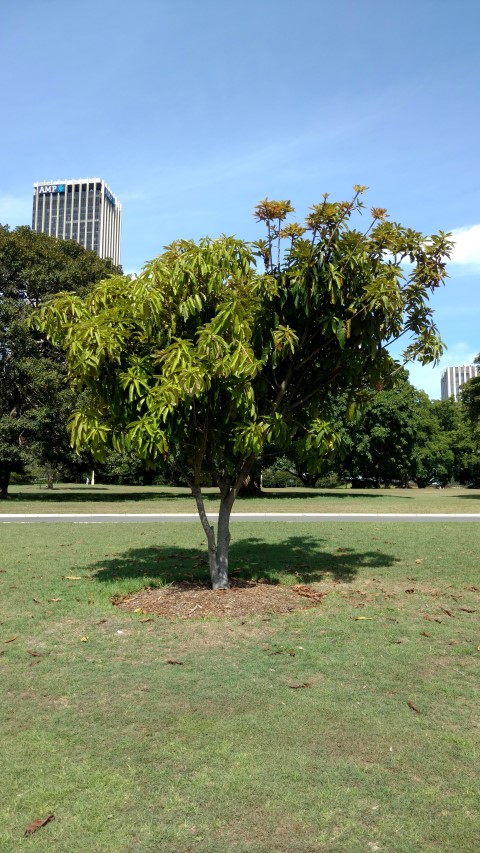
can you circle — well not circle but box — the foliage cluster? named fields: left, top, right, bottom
left=0, top=225, right=119, bottom=496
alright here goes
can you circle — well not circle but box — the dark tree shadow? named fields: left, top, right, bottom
left=238, top=490, right=413, bottom=502
left=4, top=486, right=413, bottom=505
left=453, top=494, right=480, bottom=502
left=4, top=488, right=177, bottom=504
left=90, top=535, right=398, bottom=587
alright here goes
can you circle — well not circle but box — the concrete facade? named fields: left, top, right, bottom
left=32, top=177, right=122, bottom=266
left=440, top=364, right=480, bottom=400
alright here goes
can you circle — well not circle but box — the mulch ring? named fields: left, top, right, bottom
left=113, top=580, right=326, bottom=619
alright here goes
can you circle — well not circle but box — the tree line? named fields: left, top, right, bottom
left=261, top=374, right=480, bottom=490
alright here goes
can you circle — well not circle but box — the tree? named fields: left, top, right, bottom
left=339, top=374, right=455, bottom=487
left=338, top=373, right=418, bottom=486
left=411, top=393, right=455, bottom=487
left=461, top=354, right=480, bottom=423
left=279, top=393, right=352, bottom=487
left=0, top=226, right=119, bottom=497
left=434, top=394, right=480, bottom=487
left=33, top=189, right=451, bottom=587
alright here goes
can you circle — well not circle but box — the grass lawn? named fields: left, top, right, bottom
left=1, top=482, right=480, bottom=514
left=1, top=520, right=479, bottom=851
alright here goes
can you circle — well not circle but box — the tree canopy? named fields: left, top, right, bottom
left=461, top=354, right=480, bottom=423
left=0, top=225, right=119, bottom=496
left=33, top=189, right=452, bottom=587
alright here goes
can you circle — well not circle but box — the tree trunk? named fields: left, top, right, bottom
left=46, top=470, right=55, bottom=490
left=0, top=467, right=11, bottom=499
left=214, top=497, right=232, bottom=589
left=298, top=472, right=319, bottom=488
left=191, top=486, right=233, bottom=589
left=238, top=472, right=263, bottom=497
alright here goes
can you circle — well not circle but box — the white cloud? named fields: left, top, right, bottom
left=449, top=224, right=480, bottom=267
left=406, top=342, right=479, bottom=400
left=438, top=343, right=479, bottom=371
left=0, top=194, right=31, bottom=227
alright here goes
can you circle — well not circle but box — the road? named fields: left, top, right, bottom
left=1, top=512, right=480, bottom=523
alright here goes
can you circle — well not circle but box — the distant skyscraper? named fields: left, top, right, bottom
left=32, top=178, right=122, bottom=266
left=441, top=364, right=480, bottom=401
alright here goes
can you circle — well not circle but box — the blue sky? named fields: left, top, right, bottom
left=1, top=0, right=479, bottom=398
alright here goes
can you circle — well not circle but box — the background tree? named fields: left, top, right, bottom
left=0, top=225, right=119, bottom=496
left=278, top=393, right=352, bottom=487
left=435, top=395, right=480, bottom=487
left=34, top=189, right=451, bottom=587
left=338, top=383, right=479, bottom=488
left=340, top=372, right=420, bottom=486
left=461, top=354, right=480, bottom=423
left=410, top=393, right=455, bottom=487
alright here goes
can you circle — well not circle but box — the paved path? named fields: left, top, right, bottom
left=1, top=512, right=479, bottom=523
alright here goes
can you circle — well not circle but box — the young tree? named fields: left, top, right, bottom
left=0, top=225, right=119, bottom=496
left=33, top=189, right=451, bottom=587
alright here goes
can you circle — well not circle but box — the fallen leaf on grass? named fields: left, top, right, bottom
left=48, top=598, right=62, bottom=603
left=63, top=576, right=82, bottom=581
left=459, top=608, right=476, bottom=613
left=405, top=588, right=415, bottom=594
left=467, top=586, right=480, bottom=592
left=407, top=700, right=421, bottom=714
left=415, top=559, right=423, bottom=564
left=420, top=632, right=432, bottom=637
left=292, top=585, right=327, bottom=602
left=27, top=650, right=49, bottom=657
left=24, top=814, right=55, bottom=837
left=140, top=617, right=154, bottom=623
left=166, top=659, right=184, bottom=665
left=354, top=616, right=373, bottom=621
left=289, top=682, right=312, bottom=689
left=32, top=598, right=40, bottom=604
left=80, top=636, right=89, bottom=642
left=441, top=608, right=454, bottom=617
left=4, top=636, right=17, bottom=644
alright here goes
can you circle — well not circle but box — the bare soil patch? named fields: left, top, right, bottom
left=114, top=579, right=324, bottom=619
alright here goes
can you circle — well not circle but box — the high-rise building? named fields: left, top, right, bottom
left=440, top=364, right=480, bottom=401
left=32, top=178, right=122, bottom=266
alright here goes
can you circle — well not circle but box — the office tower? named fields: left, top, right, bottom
left=32, top=178, right=122, bottom=266
left=440, top=364, right=480, bottom=401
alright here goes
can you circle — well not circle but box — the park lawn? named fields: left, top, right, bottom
left=1, top=482, right=480, bottom=514
left=1, top=521, right=479, bottom=852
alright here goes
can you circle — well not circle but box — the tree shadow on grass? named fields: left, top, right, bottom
left=452, top=493, right=480, bottom=502
left=91, top=535, right=398, bottom=587
left=4, top=486, right=413, bottom=505
left=4, top=487, right=172, bottom=504
left=239, top=490, right=413, bottom=502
